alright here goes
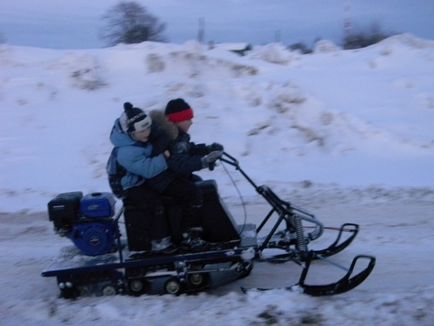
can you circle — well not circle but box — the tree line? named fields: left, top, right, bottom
left=0, top=1, right=395, bottom=50
left=101, top=1, right=393, bottom=51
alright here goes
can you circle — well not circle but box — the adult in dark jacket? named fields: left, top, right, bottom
left=146, top=98, right=224, bottom=243
left=164, top=98, right=224, bottom=177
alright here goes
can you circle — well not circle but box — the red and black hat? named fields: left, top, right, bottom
left=165, top=98, right=194, bottom=123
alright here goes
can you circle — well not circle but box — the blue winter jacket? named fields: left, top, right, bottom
left=109, top=119, right=168, bottom=191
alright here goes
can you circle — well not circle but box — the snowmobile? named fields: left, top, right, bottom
left=42, top=152, right=375, bottom=298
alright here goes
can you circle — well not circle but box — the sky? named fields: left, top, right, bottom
left=1, top=0, right=434, bottom=49
left=1, top=26, right=434, bottom=325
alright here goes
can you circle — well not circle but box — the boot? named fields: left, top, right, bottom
left=180, top=228, right=209, bottom=252
left=151, top=236, right=178, bottom=255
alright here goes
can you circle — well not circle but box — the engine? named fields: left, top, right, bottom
left=48, top=192, right=119, bottom=256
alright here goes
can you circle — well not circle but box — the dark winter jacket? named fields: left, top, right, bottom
left=146, top=110, right=210, bottom=191
left=109, top=118, right=168, bottom=191
left=145, top=111, right=179, bottom=192
left=168, top=131, right=209, bottom=175
left=149, top=110, right=179, bottom=156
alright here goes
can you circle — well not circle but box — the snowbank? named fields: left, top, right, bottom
left=1, top=34, right=434, bottom=212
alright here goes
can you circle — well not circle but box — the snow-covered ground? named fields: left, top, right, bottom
left=1, top=193, right=433, bottom=325
left=1, top=34, right=434, bottom=324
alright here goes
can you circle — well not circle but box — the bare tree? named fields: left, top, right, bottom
left=100, top=1, right=166, bottom=46
left=343, top=22, right=394, bottom=49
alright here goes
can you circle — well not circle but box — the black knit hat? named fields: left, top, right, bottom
left=120, top=102, right=152, bottom=133
left=165, top=98, right=194, bottom=122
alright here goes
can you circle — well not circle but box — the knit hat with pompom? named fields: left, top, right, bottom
left=120, top=102, right=152, bottom=133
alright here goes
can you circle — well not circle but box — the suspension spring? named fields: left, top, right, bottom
left=293, top=214, right=307, bottom=252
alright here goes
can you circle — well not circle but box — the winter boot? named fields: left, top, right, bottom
left=151, top=236, right=178, bottom=255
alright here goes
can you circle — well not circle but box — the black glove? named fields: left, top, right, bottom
left=201, top=150, right=223, bottom=169
left=206, top=142, right=224, bottom=153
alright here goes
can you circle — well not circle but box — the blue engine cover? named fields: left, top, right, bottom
left=80, top=192, right=116, bottom=218
left=70, top=221, right=119, bottom=256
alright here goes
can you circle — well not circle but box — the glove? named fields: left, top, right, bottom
left=201, top=150, right=223, bottom=169
left=206, top=142, right=224, bottom=153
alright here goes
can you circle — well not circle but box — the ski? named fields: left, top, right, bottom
left=241, top=253, right=376, bottom=296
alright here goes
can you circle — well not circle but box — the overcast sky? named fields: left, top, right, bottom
left=1, top=0, right=433, bottom=49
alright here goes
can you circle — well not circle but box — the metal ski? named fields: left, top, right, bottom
left=310, top=223, right=359, bottom=259
left=299, top=253, right=376, bottom=296
left=242, top=252, right=376, bottom=296
left=260, top=223, right=359, bottom=263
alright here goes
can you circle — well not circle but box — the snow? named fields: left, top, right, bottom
left=1, top=34, right=434, bottom=324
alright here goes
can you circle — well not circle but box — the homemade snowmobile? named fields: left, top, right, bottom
left=42, top=153, right=375, bottom=298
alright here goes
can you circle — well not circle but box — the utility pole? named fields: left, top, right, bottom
left=343, top=0, right=352, bottom=40
left=274, top=30, right=281, bottom=43
left=198, top=17, right=205, bottom=43
left=0, top=32, right=6, bottom=44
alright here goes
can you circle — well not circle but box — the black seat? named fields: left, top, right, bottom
left=195, top=180, right=240, bottom=242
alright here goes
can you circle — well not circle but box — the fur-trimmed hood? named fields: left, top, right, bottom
left=149, top=110, right=179, bottom=155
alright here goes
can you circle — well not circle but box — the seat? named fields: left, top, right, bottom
left=195, top=180, right=241, bottom=242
